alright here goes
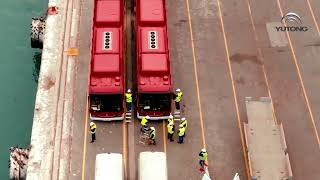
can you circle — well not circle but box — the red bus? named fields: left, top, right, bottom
left=136, top=0, right=172, bottom=120
left=89, top=0, right=125, bottom=121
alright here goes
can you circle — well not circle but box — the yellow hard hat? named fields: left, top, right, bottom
left=90, top=122, right=95, bottom=126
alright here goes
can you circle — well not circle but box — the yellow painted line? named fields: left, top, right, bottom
left=306, top=0, right=320, bottom=36
left=276, top=0, right=320, bottom=148
left=162, top=121, right=167, bottom=153
left=185, top=0, right=206, bottom=150
left=122, top=118, right=127, bottom=179
left=260, top=52, right=279, bottom=124
left=245, top=0, right=278, bottom=124
left=81, top=98, right=89, bottom=180
left=215, top=0, right=251, bottom=179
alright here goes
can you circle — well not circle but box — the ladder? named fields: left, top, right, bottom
left=173, top=110, right=181, bottom=121
left=139, top=131, right=149, bottom=145
left=125, top=110, right=132, bottom=122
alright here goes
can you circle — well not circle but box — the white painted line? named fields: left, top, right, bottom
left=71, top=9, right=78, bottom=37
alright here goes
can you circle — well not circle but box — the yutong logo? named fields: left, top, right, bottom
left=275, top=12, right=308, bottom=32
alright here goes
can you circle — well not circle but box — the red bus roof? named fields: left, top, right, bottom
left=137, top=0, right=172, bottom=93
left=95, top=0, right=121, bottom=25
left=90, top=0, right=124, bottom=94
left=138, top=0, right=165, bottom=25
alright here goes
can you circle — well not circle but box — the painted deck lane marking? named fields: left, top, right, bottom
left=306, top=0, right=320, bottom=36
left=185, top=0, right=207, bottom=149
left=215, top=0, right=251, bottom=178
left=81, top=100, right=89, bottom=180
left=123, top=119, right=127, bottom=178
left=275, top=0, right=320, bottom=148
left=162, top=120, right=167, bottom=153
left=245, top=0, right=278, bottom=124
left=52, top=0, right=74, bottom=178
left=69, top=0, right=83, bottom=176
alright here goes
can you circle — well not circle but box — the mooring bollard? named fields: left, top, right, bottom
left=9, top=146, right=31, bottom=180
left=30, top=16, right=46, bottom=49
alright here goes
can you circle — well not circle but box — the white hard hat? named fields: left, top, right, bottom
left=179, top=124, right=184, bottom=128
left=201, top=148, right=206, bottom=152
left=127, top=89, right=131, bottom=93
left=169, top=121, right=174, bottom=125
left=150, top=127, right=155, bottom=130
left=181, top=117, right=186, bottom=121
left=146, top=115, right=150, bottom=119
left=90, top=122, right=94, bottom=126
left=169, top=115, right=173, bottom=119
left=176, top=88, right=181, bottom=92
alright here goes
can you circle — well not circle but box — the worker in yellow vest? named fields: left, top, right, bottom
left=148, top=127, right=156, bottom=145
left=125, top=89, right=132, bottom=112
left=178, top=124, right=186, bottom=144
left=167, top=114, right=174, bottom=124
left=180, top=117, right=187, bottom=128
left=90, top=122, right=97, bottom=143
left=180, top=117, right=188, bottom=137
left=174, top=89, right=183, bottom=110
left=199, top=149, right=208, bottom=169
left=167, top=121, right=175, bottom=142
left=140, top=116, right=149, bottom=132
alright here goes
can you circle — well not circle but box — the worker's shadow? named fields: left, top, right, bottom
left=32, top=51, right=42, bottom=83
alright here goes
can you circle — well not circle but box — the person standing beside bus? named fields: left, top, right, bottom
left=141, top=116, right=149, bottom=132
left=148, top=127, right=156, bottom=145
left=167, top=114, right=174, bottom=124
left=178, top=124, right=186, bottom=144
left=90, top=122, right=97, bottom=143
left=173, top=89, right=183, bottom=110
left=167, top=122, right=175, bottom=142
left=125, top=89, right=133, bottom=112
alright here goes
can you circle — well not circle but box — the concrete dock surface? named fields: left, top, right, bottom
left=27, top=0, right=320, bottom=179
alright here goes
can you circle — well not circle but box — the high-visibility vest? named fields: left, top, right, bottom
left=149, top=130, right=156, bottom=139
left=180, top=119, right=187, bottom=128
left=199, top=152, right=208, bottom=161
left=141, top=117, right=148, bottom=126
left=167, top=124, right=174, bottom=134
left=125, top=93, right=132, bottom=103
left=178, top=127, right=185, bottom=137
left=174, top=92, right=183, bottom=102
left=167, top=117, right=173, bottom=124
left=90, top=123, right=97, bottom=134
